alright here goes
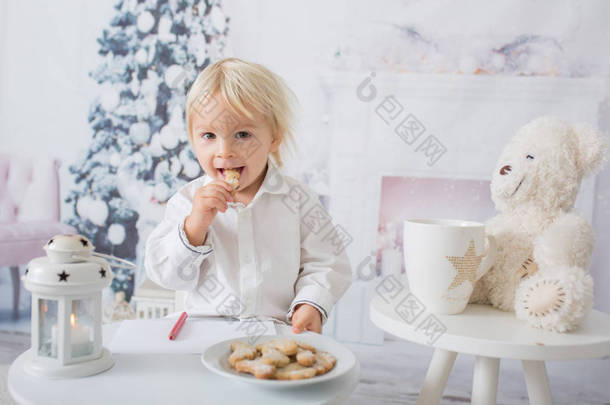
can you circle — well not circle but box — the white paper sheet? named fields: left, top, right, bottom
left=107, top=317, right=277, bottom=354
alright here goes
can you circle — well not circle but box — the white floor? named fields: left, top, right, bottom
left=0, top=309, right=30, bottom=335
left=343, top=336, right=610, bottom=404
left=0, top=266, right=31, bottom=335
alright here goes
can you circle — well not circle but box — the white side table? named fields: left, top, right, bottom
left=8, top=322, right=360, bottom=405
left=370, top=295, right=610, bottom=405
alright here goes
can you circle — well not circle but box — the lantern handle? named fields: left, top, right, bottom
left=72, top=252, right=136, bottom=269
left=91, top=252, right=136, bottom=269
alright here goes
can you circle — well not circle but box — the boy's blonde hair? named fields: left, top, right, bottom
left=185, top=57, right=297, bottom=168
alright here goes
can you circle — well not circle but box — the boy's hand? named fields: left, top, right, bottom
left=184, top=180, right=233, bottom=246
left=291, top=303, right=322, bottom=334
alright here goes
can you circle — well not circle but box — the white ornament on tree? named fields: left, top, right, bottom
left=169, top=105, right=184, bottom=124
left=180, top=149, right=201, bottom=178
left=153, top=182, right=170, bottom=202
left=76, top=195, right=108, bottom=226
left=187, top=33, right=208, bottom=66
left=157, top=16, right=176, bottom=42
left=146, top=133, right=166, bottom=157
left=210, top=6, right=226, bottom=33
left=164, top=64, right=186, bottom=89
left=135, top=48, right=148, bottom=65
left=108, top=223, right=126, bottom=245
left=182, top=160, right=200, bottom=178
left=122, top=0, right=138, bottom=13
left=169, top=106, right=188, bottom=142
left=160, top=124, right=179, bottom=150
left=137, top=11, right=155, bottom=34
left=129, top=122, right=151, bottom=145
left=131, top=151, right=144, bottom=165
left=140, top=71, right=160, bottom=111
left=99, top=86, right=120, bottom=111
left=109, top=153, right=122, bottom=167
left=154, top=160, right=170, bottom=182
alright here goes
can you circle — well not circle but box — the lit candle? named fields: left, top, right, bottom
left=69, top=313, right=91, bottom=357
left=49, top=313, right=91, bottom=358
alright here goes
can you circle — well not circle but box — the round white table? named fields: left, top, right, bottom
left=370, top=295, right=610, bottom=405
left=8, top=322, right=360, bottom=405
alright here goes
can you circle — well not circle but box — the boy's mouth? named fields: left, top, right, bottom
left=217, top=166, right=245, bottom=178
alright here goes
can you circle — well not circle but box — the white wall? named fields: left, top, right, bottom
left=0, top=1, right=116, bottom=219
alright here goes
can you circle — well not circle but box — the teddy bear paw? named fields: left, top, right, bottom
left=516, top=277, right=570, bottom=332
left=514, top=267, right=594, bottom=333
left=523, top=279, right=566, bottom=318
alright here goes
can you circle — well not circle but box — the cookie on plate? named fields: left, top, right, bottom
left=257, top=343, right=291, bottom=367
left=235, top=358, right=276, bottom=379
left=256, top=338, right=298, bottom=356
left=229, top=341, right=257, bottom=367
left=275, top=362, right=317, bottom=380
left=296, top=347, right=316, bottom=367
left=296, top=341, right=317, bottom=353
left=312, top=351, right=337, bottom=375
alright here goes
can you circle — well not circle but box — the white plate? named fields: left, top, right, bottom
left=201, top=333, right=357, bottom=387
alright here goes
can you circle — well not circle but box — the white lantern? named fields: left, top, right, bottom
left=21, top=234, right=135, bottom=378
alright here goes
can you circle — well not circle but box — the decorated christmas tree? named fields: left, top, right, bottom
left=65, top=0, right=229, bottom=301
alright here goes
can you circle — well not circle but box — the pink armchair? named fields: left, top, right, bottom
left=0, top=154, right=75, bottom=318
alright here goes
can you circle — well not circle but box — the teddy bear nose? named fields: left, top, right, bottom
left=500, top=165, right=512, bottom=176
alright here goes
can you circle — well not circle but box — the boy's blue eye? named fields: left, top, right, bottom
left=201, top=132, right=215, bottom=140
left=236, top=131, right=251, bottom=139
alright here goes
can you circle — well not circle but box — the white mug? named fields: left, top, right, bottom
left=403, top=219, right=496, bottom=315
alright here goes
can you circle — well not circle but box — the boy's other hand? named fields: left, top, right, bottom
left=291, top=303, right=322, bottom=334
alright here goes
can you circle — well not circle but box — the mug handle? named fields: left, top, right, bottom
left=476, top=234, right=496, bottom=281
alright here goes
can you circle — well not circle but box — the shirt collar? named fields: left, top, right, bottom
left=259, top=157, right=291, bottom=196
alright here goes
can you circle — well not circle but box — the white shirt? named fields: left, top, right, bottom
left=144, top=158, right=353, bottom=325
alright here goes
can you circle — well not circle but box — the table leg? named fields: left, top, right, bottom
left=416, top=348, right=457, bottom=405
left=522, top=360, right=553, bottom=405
left=471, top=356, right=500, bottom=405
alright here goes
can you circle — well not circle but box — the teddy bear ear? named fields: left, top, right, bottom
left=572, top=123, right=608, bottom=177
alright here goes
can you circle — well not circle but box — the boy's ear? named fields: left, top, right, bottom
left=270, top=134, right=281, bottom=152
left=572, top=123, right=608, bottom=177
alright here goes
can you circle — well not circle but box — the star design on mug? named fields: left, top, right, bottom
left=446, top=239, right=483, bottom=291
left=99, top=267, right=107, bottom=278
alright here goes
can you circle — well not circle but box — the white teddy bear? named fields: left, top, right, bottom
left=470, top=116, right=607, bottom=332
